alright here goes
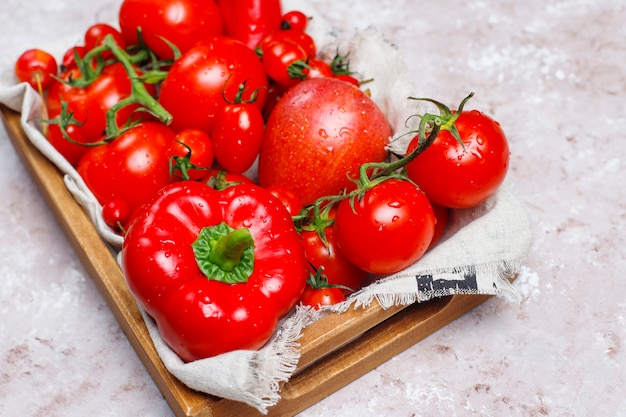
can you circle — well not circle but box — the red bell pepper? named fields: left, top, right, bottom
left=216, top=0, right=283, bottom=49
left=121, top=181, right=308, bottom=361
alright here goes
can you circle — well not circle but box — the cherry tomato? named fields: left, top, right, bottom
left=405, top=109, right=510, bottom=208
left=334, top=178, right=436, bottom=275
left=217, top=0, right=283, bottom=49
left=118, top=0, right=224, bottom=60
left=260, top=38, right=308, bottom=87
left=203, top=169, right=255, bottom=191
left=262, top=82, right=286, bottom=120
left=77, top=122, right=176, bottom=225
left=44, top=112, right=91, bottom=167
left=259, top=29, right=316, bottom=57
left=84, top=23, right=126, bottom=59
left=159, top=36, right=268, bottom=133
left=300, top=286, right=345, bottom=310
left=281, top=10, right=309, bottom=31
left=300, top=224, right=367, bottom=294
left=167, top=129, right=215, bottom=181
left=211, top=101, right=265, bottom=174
left=304, top=59, right=334, bottom=80
left=258, top=77, right=391, bottom=206
left=102, top=199, right=130, bottom=233
left=61, top=45, right=87, bottom=71
left=265, top=185, right=303, bottom=216
left=46, top=62, right=153, bottom=143
left=14, top=49, right=58, bottom=90
left=334, top=74, right=360, bottom=87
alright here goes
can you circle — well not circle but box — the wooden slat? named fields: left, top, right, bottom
left=2, top=104, right=494, bottom=417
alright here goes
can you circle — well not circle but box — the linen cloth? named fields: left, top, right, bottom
left=0, top=0, right=532, bottom=412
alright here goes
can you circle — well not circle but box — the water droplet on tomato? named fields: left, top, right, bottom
left=318, top=129, right=329, bottom=138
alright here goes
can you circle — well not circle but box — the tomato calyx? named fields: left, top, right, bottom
left=408, top=92, right=475, bottom=153
left=168, top=140, right=210, bottom=181
left=307, top=266, right=352, bottom=293
left=222, top=79, right=262, bottom=105
left=192, top=222, right=255, bottom=283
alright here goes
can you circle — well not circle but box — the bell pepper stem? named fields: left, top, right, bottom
left=208, top=228, right=255, bottom=272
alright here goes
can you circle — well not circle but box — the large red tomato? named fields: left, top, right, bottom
left=77, top=122, right=176, bottom=224
left=334, top=178, right=435, bottom=275
left=405, top=109, right=509, bottom=209
left=258, top=77, right=391, bottom=206
left=158, top=36, right=268, bottom=133
left=118, top=0, right=224, bottom=60
left=46, top=62, right=154, bottom=144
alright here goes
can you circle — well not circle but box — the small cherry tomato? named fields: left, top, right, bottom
left=212, top=100, right=265, bottom=174
left=334, top=178, right=436, bottom=275
left=203, top=169, right=255, bottom=191
left=266, top=185, right=303, bottom=216
left=281, top=10, right=309, bottom=31
left=334, top=74, right=360, bottom=87
left=304, top=59, right=334, bottom=80
left=44, top=113, right=91, bottom=167
left=61, top=45, right=87, bottom=71
left=300, top=223, right=367, bottom=295
left=84, top=23, right=126, bottom=59
left=300, top=286, right=345, bottom=310
left=259, top=29, right=316, bottom=57
left=260, top=38, right=308, bottom=87
left=14, top=49, right=58, bottom=90
left=102, top=199, right=130, bottom=233
left=167, top=129, right=215, bottom=181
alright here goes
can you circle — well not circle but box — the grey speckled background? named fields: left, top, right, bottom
left=1, top=0, right=624, bottom=416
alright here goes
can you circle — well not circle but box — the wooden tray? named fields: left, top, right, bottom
left=2, top=104, right=494, bottom=417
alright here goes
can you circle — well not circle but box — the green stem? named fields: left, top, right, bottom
left=102, top=35, right=172, bottom=139
left=207, top=228, right=255, bottom=272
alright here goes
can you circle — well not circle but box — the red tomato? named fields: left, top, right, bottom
left=203, top=169, right=255, bottom=190
left=405, top=109, right=509, bottom=208
left=217, top=0, right=282, bottom=49
left=159, top=36, right=268, bottom=133
left=281, top=10, right=309, bottom=31
left=46, top=62, right=151, bottom=143
left=334, top=178, right=436, bottom=275
left=77, top=122, right=176, bottom=224
left=300, top=286, right=345, bottom=310
left=44, top=113, right=91, bottom=167
left=102, top=198, right=130, bottom=233
left=304, top=59, right=334, bottom=80
left=14, top=49, right=58, bottom=90
left=300, top=225, right=367, bottom=294
left=84, top=23, right=126, bottom=59
left=259, top=29, right=316, bottom=57
left=61, top=45, right=86, bottom=71
left=211, top=102, right=265, bottom=174
left=334, top=74, right=360, bottom=87
left=167, top=129, right=215, bottom=181
left=260, top=38, right=308, bottom=87
left=266, top=185, right=303, bottom=216
left=258, top=77, right=391, bottom=206
left=118, top=0, right=224, bottom=60
left=262, top=82, right=286, bottom=120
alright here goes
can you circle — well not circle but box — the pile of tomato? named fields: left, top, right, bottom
left=14, top=0, right=510, bottom=362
